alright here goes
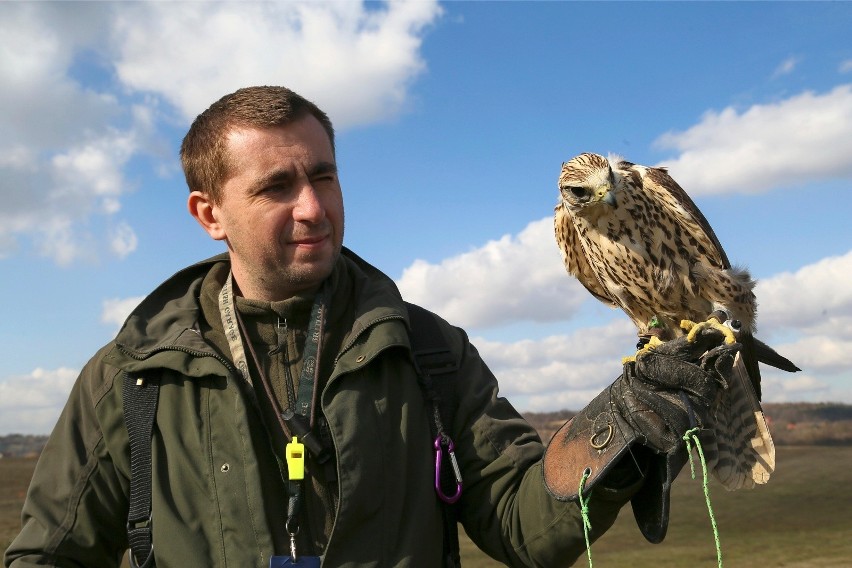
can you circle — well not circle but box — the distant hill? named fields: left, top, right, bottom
left=0, top=434, right=48, bottom=458
left=525, top=401, right=852, bottom=446
left=2, top=402, right=851, bottom=458
left=762, top=402, right=852, bottom=446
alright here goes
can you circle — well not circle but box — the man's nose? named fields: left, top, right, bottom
left=292, top=183, right=325, bottom=221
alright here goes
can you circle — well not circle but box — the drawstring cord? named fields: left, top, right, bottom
left=578, top=429, right=723, bottom=568
left=578, top=467, right=594, bottom=568
left=683, top=427, right=723, bottom=568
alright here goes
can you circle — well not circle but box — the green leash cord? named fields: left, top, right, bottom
left=578, top=430, right=723, bottom=568
left=683, top=427, right=723, bottom=568
left=578, top=467, right=594, bottom=568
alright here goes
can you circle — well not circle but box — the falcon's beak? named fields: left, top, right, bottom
left=595, top=186, right=617, bottom=207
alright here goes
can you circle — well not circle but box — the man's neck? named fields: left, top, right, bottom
left=230, top=271, right=320, bottom=303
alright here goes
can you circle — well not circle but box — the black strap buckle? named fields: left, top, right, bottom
left=126, top=513, right=155, bottom=568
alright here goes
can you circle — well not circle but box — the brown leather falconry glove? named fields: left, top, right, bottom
left=543, top=327, right=739, bottom=543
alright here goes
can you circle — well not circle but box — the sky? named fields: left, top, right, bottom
left=1, top=1, right=851, bottom=435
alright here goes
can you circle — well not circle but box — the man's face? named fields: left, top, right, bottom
left=209, top=116, right=344, bottom=301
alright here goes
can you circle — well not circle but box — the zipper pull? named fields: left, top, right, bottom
left=269, top=317, right=288, bottom=356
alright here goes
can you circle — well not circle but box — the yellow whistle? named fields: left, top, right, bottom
left=286, top=437, right=305, bottom=480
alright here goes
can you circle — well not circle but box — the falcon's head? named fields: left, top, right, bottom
left=558, top=152, right=618, bottom=217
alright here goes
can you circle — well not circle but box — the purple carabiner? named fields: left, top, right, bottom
left=434, top=435, right=463, bottom=504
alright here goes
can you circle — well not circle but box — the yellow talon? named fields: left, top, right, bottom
left=680, top=318, right=737, bottom=345
left=622, top=335, right=665, bottom=364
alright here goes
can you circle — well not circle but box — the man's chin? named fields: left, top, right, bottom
left=285, top=256, right=337, bottom=289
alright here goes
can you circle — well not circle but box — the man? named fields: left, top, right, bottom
left=5, top=86, right=731, bottom=567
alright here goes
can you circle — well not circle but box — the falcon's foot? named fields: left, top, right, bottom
left=680, top=317, right=737, bottom=345
left=622, top=335, right=665, bottom=364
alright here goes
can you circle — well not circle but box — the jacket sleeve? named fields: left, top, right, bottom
left=4, top=345, right=131, bottom=568
left=444, top=324, right=641, bottom=567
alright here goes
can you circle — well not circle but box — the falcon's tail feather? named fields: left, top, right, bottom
left=699, top=351, right=775, bottom=491
left=753, top=336, right=801, bottom=373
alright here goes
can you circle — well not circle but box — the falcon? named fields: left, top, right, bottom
left=554, top=152, right=800, bottom=490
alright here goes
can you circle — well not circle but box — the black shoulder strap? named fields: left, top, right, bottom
left=405, top=301, right=462, bottom=568
left=405, top=301, right=460, bottom=433
left=123, top=372, right=159, bottom=568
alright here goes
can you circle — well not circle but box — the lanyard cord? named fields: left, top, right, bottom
left=219, top=272, right=253, bottom=386
left=233, top=306, right=290, bottom=435
left=218, top=272, right=329, bottom=558
left=294, top=283, right=328, bottom=426
left=218, top=272, right=329, bottom=430
left=221, top=273, right=290, bottom=437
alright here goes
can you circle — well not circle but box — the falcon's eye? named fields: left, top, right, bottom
left=568, top=186, right=587, bottom=199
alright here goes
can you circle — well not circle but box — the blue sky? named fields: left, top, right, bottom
left=2, top=1, right=851, bottom=434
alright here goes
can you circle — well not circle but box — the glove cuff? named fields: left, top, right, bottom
left=542, top=380, right=694, bottom=544
left=543, top=384, right=641, bottom=501
left=629, top=448, right=689, bottom=543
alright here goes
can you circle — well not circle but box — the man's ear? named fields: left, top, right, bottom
left=188, top=191, right=227, bottom=241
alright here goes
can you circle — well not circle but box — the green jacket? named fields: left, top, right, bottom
left=6, top=250, right=636, bottom=567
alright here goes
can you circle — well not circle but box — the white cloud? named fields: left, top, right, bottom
left=0, top=367, right=78, bottom=435
left=772, top=56, right=801, bottom=78
left=0, top=145, right=37, bottom=170
left=778, top=374, right=828, bottom=393
left=840, top=60, right=852, bottom=74
left=51, top=133, right=136, bottom=199
left=748, top=250, right=852, bottom=389
left=102, top=296, right=146, bottom=330
left=36, top=218, right=80, bottom=266
left=0, top=294, right=147, bottom=436
left=0, top=4, right=118, bottom=148
left=0, top=1, right=441, bottom=264
left=761, top=370, right=832, bottom=403
left=396, top=218, right=589, bottom=329
left=768, top=335, right=852, bottom=375
left=0, top=3, right=145, bottom=264
left=0, top=128, right=142, bottom=264
left=473, top=318, right=635, bottom=405
left=109, top=222, right=139, bottom=258
left=755, top=249, right=852, bottom=338
left=110, top=1, right=442, bottom=127
left=654, top=84, right=852, bottom=195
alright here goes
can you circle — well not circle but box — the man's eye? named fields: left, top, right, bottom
left=313, top=175, right=336, bottom=185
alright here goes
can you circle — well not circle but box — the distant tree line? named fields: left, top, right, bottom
left=763, top=402, right=852, bottom=446
left=525, top=402, right=852, bottom=447
left=0, top=434, right=47, bottom=458
left=2, top=403, right=851, bottom=458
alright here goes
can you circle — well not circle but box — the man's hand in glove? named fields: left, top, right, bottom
left=542, top=326, right=739, bottom=543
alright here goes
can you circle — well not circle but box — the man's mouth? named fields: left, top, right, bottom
left=291, top=234, right=328, bottom=246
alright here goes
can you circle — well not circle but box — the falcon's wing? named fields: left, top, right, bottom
left=554, top=203, right=616, bottom=306
left=638, top=165, right=732, bottom=270
left=638, top=164, right=774, bottom=397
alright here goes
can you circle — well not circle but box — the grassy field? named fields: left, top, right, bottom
left=4, top=446, right=852, bottom=566
left=460, top=446, right=852, bottom=567
left=0, top=458, right=32, bottom=557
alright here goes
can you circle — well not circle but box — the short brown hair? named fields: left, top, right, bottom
left=180, top=86, right=335, bottom=204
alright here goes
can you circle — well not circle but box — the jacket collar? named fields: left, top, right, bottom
left=107, top=249, right=410, bottom=377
